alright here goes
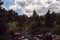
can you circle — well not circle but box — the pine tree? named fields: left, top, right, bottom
left=0, top=0, right=3, bottom=8
left=45, top=10, right=52, bottom=28
left=0, top=0, right=3, bottom=5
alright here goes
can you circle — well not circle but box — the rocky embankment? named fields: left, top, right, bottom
left=10, top=31, right=60, bottom=40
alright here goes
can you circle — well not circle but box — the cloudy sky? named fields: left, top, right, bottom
left=2, top=0, right=60, bottom=16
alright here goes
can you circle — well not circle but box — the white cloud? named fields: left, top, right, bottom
left=9, top=4, right=17, bottom=10
left=2, top=5, right=8, bottom=10
left=9, top=0, right=60, bottom=16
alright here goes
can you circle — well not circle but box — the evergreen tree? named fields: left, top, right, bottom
left=45, top=10, right=52, bottom=28
left=29, top=10, right=41, bottom=34
left=0, top=0, right=3, bottom=7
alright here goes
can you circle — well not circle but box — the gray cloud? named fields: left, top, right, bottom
left=9, top=0, right=60, bottom=16
left=17, top=2, right=26, bottom=7
left=46, top=0, right=52, bottom=4
left=56, top=0, right=60, bottom=1
left=36, top=7, right=48, bottom=13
